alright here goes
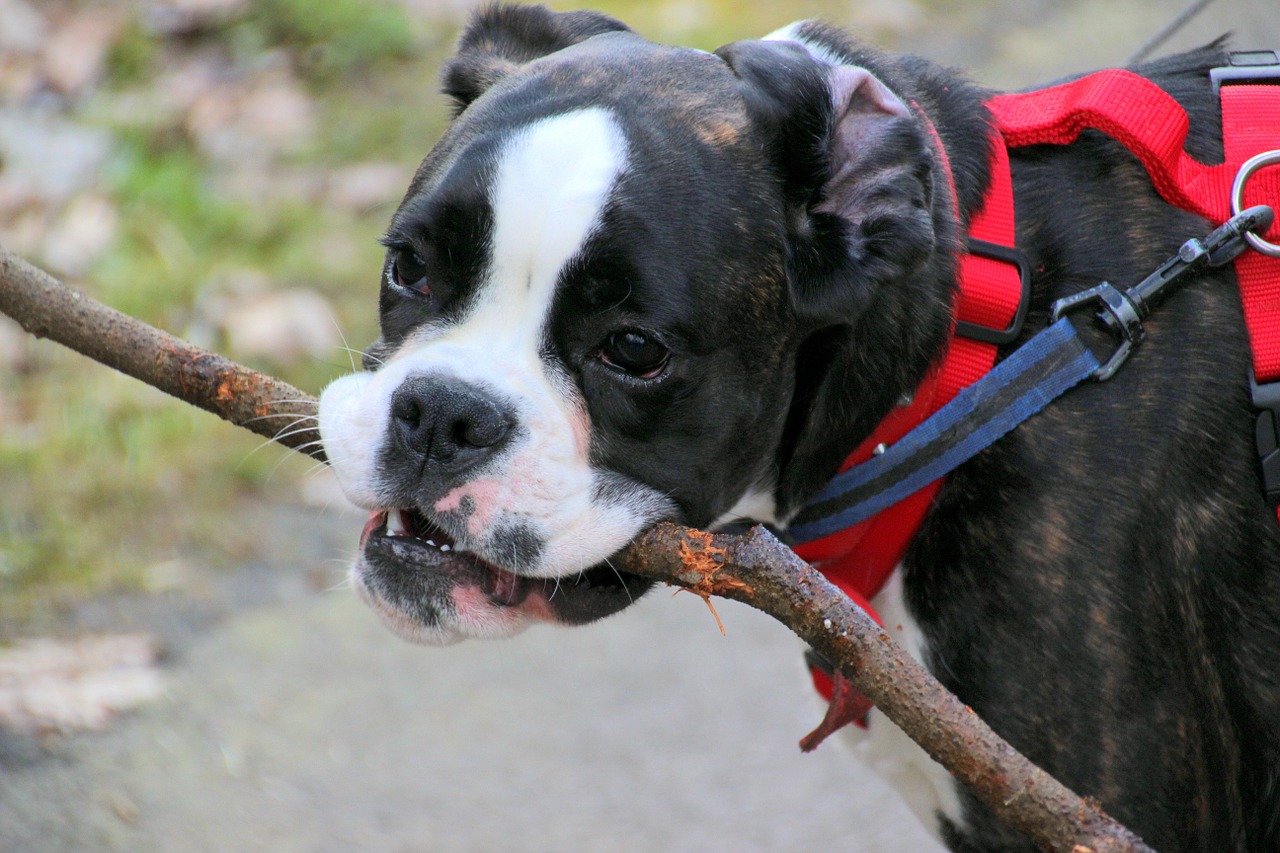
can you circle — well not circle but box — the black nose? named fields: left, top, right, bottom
left=390, top=377, right=514, bottom=471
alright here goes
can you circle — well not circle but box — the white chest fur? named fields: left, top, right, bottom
left=837, top=569, right=965, bottom=843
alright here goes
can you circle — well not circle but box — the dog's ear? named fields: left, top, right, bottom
left=715, top=40, right=938, bottom=324
left=442, top=4, right=632, bottom=113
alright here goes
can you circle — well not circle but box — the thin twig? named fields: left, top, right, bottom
left=1127, top=0, right=1216, bottom=64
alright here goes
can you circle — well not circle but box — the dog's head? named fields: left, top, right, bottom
left=318, top=6, right=958, bottom=644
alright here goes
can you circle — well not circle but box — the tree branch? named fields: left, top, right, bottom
left=0, top=245, right=1155, bottom=853
left=0, top=248, right=325, bottom=462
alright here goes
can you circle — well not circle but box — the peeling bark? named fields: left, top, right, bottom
left=0, top=246, right=1155, bottom=852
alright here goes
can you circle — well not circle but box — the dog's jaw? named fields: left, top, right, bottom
left=347, top=507, right=655, bottom=644
left=319, top=107, right=680, bottom=641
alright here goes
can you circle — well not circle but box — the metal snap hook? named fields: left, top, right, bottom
left=1231, top=149, right=1280, bottom=257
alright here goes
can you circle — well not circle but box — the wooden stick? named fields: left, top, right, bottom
left=0, top=248, right=324, bottom=461
left=0, top=245, right=1155, bottom=852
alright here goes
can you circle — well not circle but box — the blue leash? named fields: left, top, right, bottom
left=789, top=206, right=1274, bottom=546
left=788, top=317, right=1098, bottom=542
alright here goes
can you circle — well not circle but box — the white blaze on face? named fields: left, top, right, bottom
left=319, top=108, right=673, bottom=576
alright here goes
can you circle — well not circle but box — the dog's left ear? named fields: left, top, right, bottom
left=442, top=4, right=632, bottom=113
left=715, top=40, right=938, bottom=324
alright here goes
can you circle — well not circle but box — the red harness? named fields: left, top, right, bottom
left=798, top=54, right=1280, bottom=714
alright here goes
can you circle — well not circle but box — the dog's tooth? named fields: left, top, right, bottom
left=426, top=539, right=436, bottom=547
left=440, top=544, right=451, bottom=552
left=387, top=508, right=407, bottom=535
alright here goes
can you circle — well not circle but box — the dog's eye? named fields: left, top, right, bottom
left=598, top=330, right=670, bottom=380
left=392, top=248, right=430, bottom=294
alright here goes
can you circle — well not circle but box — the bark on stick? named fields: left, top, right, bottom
left=0, top=248, right=324, bottom=461
left=0, top=246, right=1155, bottom=853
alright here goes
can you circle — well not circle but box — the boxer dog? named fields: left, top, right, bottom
left=317, top=5, right=1280, bottom=850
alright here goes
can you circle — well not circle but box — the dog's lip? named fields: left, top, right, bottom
left=360, top=510, right=387, bottom=547
left=356, top=508, right=653, bottom=621
left=361, top=508, right=530, bottom=607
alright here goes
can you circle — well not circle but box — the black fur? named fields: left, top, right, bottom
left=786, top=24, right=1280, bottom=852
left=441, top=4, right=631, bottom=113
left=380, top=7, right=1280, bottom=849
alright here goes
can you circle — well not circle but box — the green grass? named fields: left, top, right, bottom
left=0, top=4, right=408, bottom=613
left=247, top=0, right=418, bottom=80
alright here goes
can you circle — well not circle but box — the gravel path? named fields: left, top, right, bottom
left=0, top=499, right=937, bottom=853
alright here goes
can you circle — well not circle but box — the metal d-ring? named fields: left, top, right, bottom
left=1232, top=149, right=1280, bottom=257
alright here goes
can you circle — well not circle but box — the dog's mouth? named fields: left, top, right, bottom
left=361, top=507, right=537, bottom=606
left=356, top=507, right=652, bottom=633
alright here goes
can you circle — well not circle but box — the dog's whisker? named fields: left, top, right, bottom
left=238, top=432, right=307, bottom=468
left=324, top=575, right=354, bottom=594
left=338, top=344, right=383, bottom=367
left=602, top=557, right=633, bottom=606
left=268, top=417, right=322, bottom=438
left=237, top=417, right=324, bottom=468
left=241, top=412, right=318, bottom=427
left=324, top=309, right=358, bottom=374
left=262, top=448, right=303, bottom=484
left=309, top=358, right=358, bottom=371
left=304, top=459, right=334, bottom=478
left=259, top=427, right=324, bottom=451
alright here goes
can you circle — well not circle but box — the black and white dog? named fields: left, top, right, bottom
left=317, top=5, right=1280, bottom=850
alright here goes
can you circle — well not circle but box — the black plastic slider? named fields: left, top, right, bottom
left=1251, top=371, right=1280, bottom=505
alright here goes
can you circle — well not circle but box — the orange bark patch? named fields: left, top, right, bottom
left=214, top=370, right=259, bottom=402
left=672, top=531, right=753, bottom=635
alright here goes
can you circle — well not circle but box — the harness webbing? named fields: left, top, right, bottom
left=988, top=71, right=1280, bottom=379
left=788, top=318, right=1100, bottom=542
left=795, top=59, right=1280, bottom=711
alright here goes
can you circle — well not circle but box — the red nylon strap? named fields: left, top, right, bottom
left=1223, top=85, right=1280, bottom=382
left=796, top=113, right=1022, bottom=647
left=954, top=138, right=1021, bottom=338
left=988, top=70, right=1280, bottom=378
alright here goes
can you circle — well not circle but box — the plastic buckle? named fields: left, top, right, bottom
left=954, top=238, right=1032, bottom=345
left=1250, top=370, right=1280, bottom=505
left=1210, top=50, right=1280, bottom=94
left=1049, top=282, right=1143, bottom=382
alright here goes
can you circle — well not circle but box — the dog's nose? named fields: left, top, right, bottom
left=390, top=377, right=514, bottom=471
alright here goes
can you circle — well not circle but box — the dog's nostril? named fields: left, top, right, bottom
left=454, top=410, right=508, bottom=449
left=391, top=394, right=425, bottom=430
left=390, top=376, right=513, bottom=467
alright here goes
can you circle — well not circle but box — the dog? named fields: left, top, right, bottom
left=317, top=5, right=1280, bottom=850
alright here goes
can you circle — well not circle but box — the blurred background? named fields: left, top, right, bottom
left=0, top=0, right=1276, bottom=850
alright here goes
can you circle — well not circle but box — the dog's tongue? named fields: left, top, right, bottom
left=482, top=565, right=529, bottom=606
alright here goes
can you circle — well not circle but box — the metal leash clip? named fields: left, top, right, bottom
left=1232, top=150, right=1280, bottom=258
left=1050, top=205, right=1276, bottom=380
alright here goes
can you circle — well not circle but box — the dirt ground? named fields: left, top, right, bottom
left=4, top=1, right=1279, bottom=851
left=0, top=495, right=941, bottom=852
